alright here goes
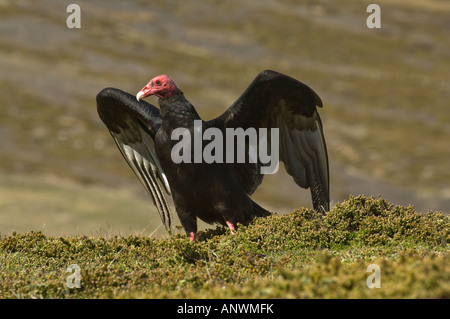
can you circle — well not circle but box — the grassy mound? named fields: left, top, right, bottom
left=0, top=195, right=448, bottom=298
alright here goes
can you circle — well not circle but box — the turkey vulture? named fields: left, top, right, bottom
left=97, top=70, right=329, bottom=241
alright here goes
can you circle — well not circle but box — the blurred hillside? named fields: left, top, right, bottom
left=0, top=0, right=449, bottom=236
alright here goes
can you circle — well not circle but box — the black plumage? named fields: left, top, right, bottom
left=97, top=70, right=329, bottom=241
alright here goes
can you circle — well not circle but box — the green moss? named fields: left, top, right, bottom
left=0, top=196, right=448, bottom=298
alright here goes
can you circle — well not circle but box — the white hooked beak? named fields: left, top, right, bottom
left=136, top=91, right=145, bottom=101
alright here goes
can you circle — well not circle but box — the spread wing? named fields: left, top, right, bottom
left=209, top=70, right=329, bottom=212
left=96, top=87, right=173, bottom=231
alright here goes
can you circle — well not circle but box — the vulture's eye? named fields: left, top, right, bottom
left=156, top=80, right=161, bottom=85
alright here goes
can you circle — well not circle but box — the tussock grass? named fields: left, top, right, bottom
left=0, top=195, right=448, bottom=299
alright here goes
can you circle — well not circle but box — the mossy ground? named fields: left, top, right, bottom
left=1, top=196, right=448, bottom=299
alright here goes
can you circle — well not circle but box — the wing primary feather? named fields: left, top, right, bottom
left=130, top=148, right=173, bottom=231
left=138, top=126, right=171, bottom=195
left=294, top=124, right=329, bottom=212
left=111, top=133, right=173, bottom=232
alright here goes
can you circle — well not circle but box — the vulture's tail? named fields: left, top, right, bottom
left=251, top=200, right=271, bottom=218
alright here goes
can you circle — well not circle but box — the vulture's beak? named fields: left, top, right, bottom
left=136, top=91, right=146, bottom=101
